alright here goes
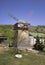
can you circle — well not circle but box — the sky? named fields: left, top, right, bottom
left=0, top=0, right=45, bottom=26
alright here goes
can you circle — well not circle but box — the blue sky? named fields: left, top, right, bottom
left=0, top=0, right=45, bottom=25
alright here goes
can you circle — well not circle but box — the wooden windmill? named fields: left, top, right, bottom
left=9, top=14, right=30, bottom=50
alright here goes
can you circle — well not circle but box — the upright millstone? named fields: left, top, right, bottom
left=13, top=20, right=30, bottom=50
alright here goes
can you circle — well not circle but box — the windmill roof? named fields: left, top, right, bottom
left=16, top=20, right=30, bottom=25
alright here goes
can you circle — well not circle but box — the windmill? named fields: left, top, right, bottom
left=8, top=13, right=31, bottom=50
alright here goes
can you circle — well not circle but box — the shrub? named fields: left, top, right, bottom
left=34, top=36, right=44, bottom=51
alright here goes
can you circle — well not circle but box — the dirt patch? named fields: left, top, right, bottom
left=0, top=44, right=10, bottom=52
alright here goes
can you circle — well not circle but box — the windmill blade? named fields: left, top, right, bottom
left=9, top=13, right=19, bottom=21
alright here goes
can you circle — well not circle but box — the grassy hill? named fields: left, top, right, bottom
left=0, top=47, right=45, bottom=65
left=29, top=25, right=45, bottom=33
left=0, top=25, right=45, bottom=40
left=0, top=25, right=14, bottom=39
left=0, top=25, right=45, bottom=65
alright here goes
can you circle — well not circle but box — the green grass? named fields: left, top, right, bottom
left=30, top=32, right=45, bottom=37
left=0, top=48, right=45, bottom=65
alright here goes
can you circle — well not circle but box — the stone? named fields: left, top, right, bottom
left=15, top=54, right=22, bottom=58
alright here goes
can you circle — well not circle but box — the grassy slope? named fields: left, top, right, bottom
left=0, top=25, right=45, bottom=65
left=0, top=25, right=45, bottom=40
left=0, top=48, right=45, bottom=65
left=29, top=32, right=45, bottom=38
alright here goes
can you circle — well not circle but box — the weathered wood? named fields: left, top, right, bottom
left=13, top=21, right=30, bottom=50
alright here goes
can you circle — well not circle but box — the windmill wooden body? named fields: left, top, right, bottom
left=9, top=14, right=30, bottom=50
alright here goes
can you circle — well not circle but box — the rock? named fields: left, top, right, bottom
left=15, top=54, right=22, bottom=58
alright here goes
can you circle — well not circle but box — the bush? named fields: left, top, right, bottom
left=34, top=36, right=44, bottom=51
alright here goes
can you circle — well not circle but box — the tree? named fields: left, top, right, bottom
left=34, top=36, right=44, bottom=51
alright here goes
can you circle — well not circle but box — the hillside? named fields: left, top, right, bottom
left=0, top=48, right=45, bottom=65
left=0, top=25, right=45, bottom=39
left=29, top=25, right=45, bottom=33
left=0, top=25, right=14, bottom=40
